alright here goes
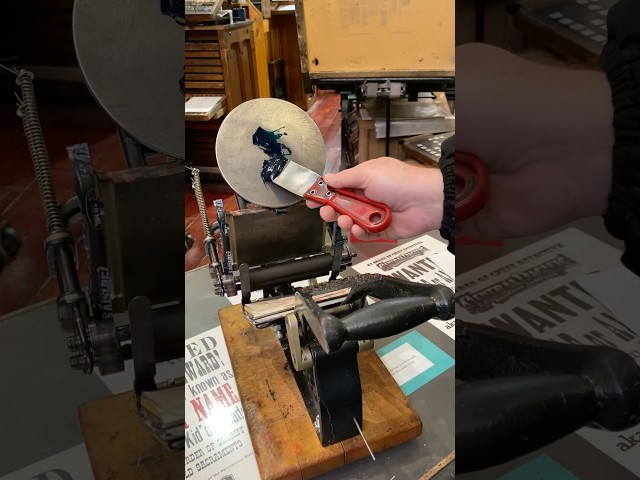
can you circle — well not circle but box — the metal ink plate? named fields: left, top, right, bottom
left=216, top=98, right=326, bottom=208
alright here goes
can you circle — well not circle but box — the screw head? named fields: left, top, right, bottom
left=69, top=354, right=89, bottom=371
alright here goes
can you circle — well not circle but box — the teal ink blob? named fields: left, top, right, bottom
left=253, top=127, right=292, bottom=182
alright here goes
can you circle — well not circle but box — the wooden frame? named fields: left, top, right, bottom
left=295, top=0, right=454, bottom=79
left=185, top=22, right=259, bottom=110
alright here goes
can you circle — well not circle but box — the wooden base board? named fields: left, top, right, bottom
left=79, top=392, right=183, bottom=480
left=219, top=304, right=422, bottom=480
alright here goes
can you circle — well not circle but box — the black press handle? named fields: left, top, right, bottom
left=456, top=373, right=596, bottom=473
left=456, top=320, right=640, bottom=473
left=296, top=293, right=453, bottom=354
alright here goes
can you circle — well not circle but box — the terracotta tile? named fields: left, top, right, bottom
left=0, top=106, right=126, bottom=314
left=29, top=277, right=59, bottom=305
left=197, top=256, right=209, bottom=269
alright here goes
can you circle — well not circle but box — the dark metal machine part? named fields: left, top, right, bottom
left=297, top=289, right=454, bottom=354
left=311, top=77, right=455, bottom=170
left=67, top=144, right=122, bottom=375
left=58, top=159, right=185, bottom=378
left=204, top=199, right=350, bottom=305
left=237, top=248, right=355, bottom=306
left=456, top=320, right=640, bottom=473
left=97, top=162, right=184, bottom=312
left=273, top=274, right=455, bottom=446
left=227, top=203, right=325, bottom=269
left=0, top=220, right=21, bottom=273
left=284, top=338, right=362, bottom=447
left=21, top=127, right=184, bottom=450
left=7, top=0, right=188, bottom=455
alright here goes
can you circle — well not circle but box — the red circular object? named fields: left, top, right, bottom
left=456, top=152, right=489, bottom=222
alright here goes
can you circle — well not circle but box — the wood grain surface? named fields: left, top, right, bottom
left=79, top=392, right=183, bottom=480
left=219, top=304, right=422, bottom=480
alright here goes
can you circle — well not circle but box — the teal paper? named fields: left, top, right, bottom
left=376, top=330, right=454, bottom=396
left=498, top=454, right=580, bottom=480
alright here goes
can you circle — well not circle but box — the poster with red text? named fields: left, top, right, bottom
left=185, top=327, right=260, bottom=480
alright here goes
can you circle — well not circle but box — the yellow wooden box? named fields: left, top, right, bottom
left=296, top=0, right=454, bottom=79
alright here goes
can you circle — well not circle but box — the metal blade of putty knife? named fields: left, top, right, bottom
left=272, top=160, right=392, bottom=233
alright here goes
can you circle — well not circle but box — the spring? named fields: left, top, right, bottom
left=16, top=70, right=64, bottom=233
left=188, top=166, right=210, bottom=237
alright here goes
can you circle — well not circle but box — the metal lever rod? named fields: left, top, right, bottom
left=343, top=274, right=454, bottom=310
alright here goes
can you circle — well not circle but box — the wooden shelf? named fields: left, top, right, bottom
left=185, top=11, right=270, bottom=170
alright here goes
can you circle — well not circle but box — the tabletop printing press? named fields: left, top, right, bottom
left=188, top=98, right=455, bottom=478
left=9, top=0, right=186, bottom=477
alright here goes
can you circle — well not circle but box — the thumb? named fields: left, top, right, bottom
left=324, top=164, right=370, bottom=189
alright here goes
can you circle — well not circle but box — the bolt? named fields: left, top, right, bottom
left=274, top=325, right=284, bottom=340
left=67, top=335, right=82, bottom=352
left=69, top=354, right=88, bottom=371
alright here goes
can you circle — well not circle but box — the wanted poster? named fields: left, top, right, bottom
left=185, top=327, right=260, bottom=480
left=457, top=228, right=640, bottom=475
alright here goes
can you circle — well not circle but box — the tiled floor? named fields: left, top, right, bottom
left=184, top=89, right=341, bottom=271
left=0, top=101, right=126, bottom=316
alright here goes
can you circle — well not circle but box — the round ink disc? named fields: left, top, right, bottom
left=216, top=98, right=326, bottom=208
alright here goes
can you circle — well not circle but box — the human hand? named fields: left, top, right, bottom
left=455, top=43, right=613, bottom=240
left=306, top=157, right=444, bottom=241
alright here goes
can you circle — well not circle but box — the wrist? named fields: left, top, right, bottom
left=421, top=167, right=445, bottom=231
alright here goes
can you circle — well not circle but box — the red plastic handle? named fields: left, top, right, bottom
left=456, top=151, right=489, bottom=222
left=304, top=178, right=392, bottom=233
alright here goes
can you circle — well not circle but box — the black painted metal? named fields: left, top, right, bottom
left=329, top=222, right=346, bottom=281
left=313, top=341, right=361, bottom=446
left=456, top=319, right=640, bottom=473
left=340, top=91, right=355, bottom=171
left=298, top=293, right=454, bottom=354
left=282, top=329, right=361, bottom=446
left=314, top=77, right=455, bottom=93
left=244, top=253, right=335, bottom=292
left=343, top=273, right=455, bottom=313
left=129, top=296, right=158, bottom=399
left=70, top=143, right=115, bottom=336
